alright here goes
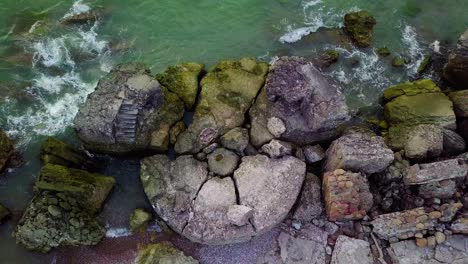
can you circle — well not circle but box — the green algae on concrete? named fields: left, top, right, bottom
left=0, top=130, right=13, bottom=172
left=40, top=137, right=91, bottom=169
left=156, top=63, right=204, bottom=110
left=383, top=79, right=440, bottom=101
left=344, top=11, right=377, bottom=47
left=36, top=164, right=115, bottom=213
left=175, top=58, right=268, bottom=154
left=136, top=243, right=199, bottom=264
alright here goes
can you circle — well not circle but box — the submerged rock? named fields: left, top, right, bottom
left=74, top=63, right=184, bottom=154
left=444, top=28, right=468, bottom=88
left=40, top=137, right=94, bottom=169
left=0, top=130, right=13, bottom=172
left=343, top=11, right=376, bottom=48
left=175, top=58, right=268, bottom=153
left=156, top=62, right=204, bottom=110
left=331, top=235, right=373, bottom=264
left=324, top=127, right=394, bottom=174
left=0, top=203, right=9, bottom=223
left=135, top=243, right=198, bottom=264
left=323, top=169, right=373, bottom=221
left=265, top=57, right=350, bottom=145
left=129, top=208, right=152, bottom=232
left=35, top=164, right=115, bottom=213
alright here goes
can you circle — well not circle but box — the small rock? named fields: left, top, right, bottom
left=435, top=232, right=446, bottom=244
left=344, top=11, right=377, bottom=48
left=47, top=205, right=62, bottom=217
left=303, top=145, right=325, bottom=164
left=427, top=236, right=436, bottom=247
left=203, top=143, right=218, bottom=154
left=220, top=127, right=249, bottom=154
left=207, top=148, right=239, bottom=176
left=129, top=208, right=152, bottom=231
left=261, top=139, right=293, bottom=158
left=169, top=121, right=186, bottom=145
left=416, top=238, right=428, bottom=247
left=227, top=205, right=253, bottom=227
left=443, top=129, right=466, bottom=155
left=267, top=117, right=286, bottom=138
left=135, top=243, right=198, bottom=264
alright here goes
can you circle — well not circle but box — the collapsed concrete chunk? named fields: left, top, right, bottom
left=265, top=57, right=350, bottom=145
left=323, top=169, right=373, bottom=221
left=35, top=164, right=115, bottom=213
left=14, top=191, right=105, bottom=253
left=331, top=235, right=373, bottom=264
left=234, top=155, right=306, bottom=233
left=419, top=180, right=457, bottom=199
left=175, top=58, right=269, bottom=153
left=404, top=158, right=467, bottom=185
left=135, top=243, right=199, bottom=264
left=324, top=128, right=394, bottom=174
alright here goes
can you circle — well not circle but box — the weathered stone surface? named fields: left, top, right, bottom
left=389, top=235, right=468, bottom=264
left=35, top=164, right=115, bottom=213
left=61, top=11, right=97, bottom=25
left=371, top=204, right=461, bottom=241
left=404, top=158, right=467, bottom=185
left=74, top=63, right=184, bottom=154
left=331, top=235, right=373, bottom=264
left=443, top=129, right=466, bottom=155
left=404, top=124, right=443, bottom=160
left=175, top=58, right=268, bottom=153
left=257, top=224, right=328, bottom=264
left=344, top=11, right=376, bottom=47
left=267, top=117, right=286, bottom=138
left=14, top=191, right=105, bottom=253
left=0, top=129, right=13, bottom=172
left=207, top=148, right=239, bottom=176
left=0, top=203, right=9, bottom=222
left=293, top=173, right=323, bottom=222
left=135, top=243, right=199, bottom=264
left=419, top=180, right=457, bottom=199
left=303, top=145, right=325, bottom=164
left=383, top=79, right=440, bottom=101
left=227, top=205, right=254, bottom=227
left=169, top=121, right=186, bottom=145
left=444, top=29, right=468, bottom=87
left=40, top=137, right=93, bottom=169
left=249, top=88, right=274, bottom=147
left=449, top=90, right=468, bottom=118
left=140, top=155, right=208, bottom=232
left=156, top=62, right=204, bottom=110
left=265, top=57, right=350, bottom=145
left=324, top=128, right=394, bottom=174
left=323, top=169, right=373, bottom=221
left=234, top=155, right=306, bottom=233
left=451, top=215, right=468, bottom=234
left=220, top=127, right=249, bottom=154
left=261, top=139, right=293, bottom=159
left=129, top=208, right=152, bottom=231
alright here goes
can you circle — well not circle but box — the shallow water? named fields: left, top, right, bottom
left=0, top=0, right=467, bottom=263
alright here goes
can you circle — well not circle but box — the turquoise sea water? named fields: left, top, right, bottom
left=0, top=0, right=467, bottom=263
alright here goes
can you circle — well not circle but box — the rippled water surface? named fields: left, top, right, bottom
left=0, top=0, right=467, bottom=263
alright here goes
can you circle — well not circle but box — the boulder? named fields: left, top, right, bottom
left=265, top=57, right=350, bottom=145
left=324, top=128, right=394, bottom=174
left=61, top=12, right=97, bottom=25
left=343, top=11, right=377, bottom=48
left=35, top=164, right=115, bottom=213
left=207, top=148, right=239, bottom=176
left=323, top=169, right=373, bottom=221
left=383, top=79, right=440, bottom=101
left=303, top=145, right=325, bottom=164
left=140, top=153, right=305, bottom=245
left=14, top=192, right=105, bottom=252
left=156, top=62, right=204, bottom=110
left=249, top=88, right=274, bottom=147
left=444, top=29, right=468, bottom=87
left=443, top=129, right=466, bottom=155
left=449, top=90, right=468, bottom=118
left=404, top=158, right=467, bottom=185
left=135, top=243, right=198, bottom=264
left=331, top=235, right=373, bottom=264
left=220, top=127, right=249, bottom=154
left=292, top=173, right=323, bottom=222
left=129, top=208, right=152, bottom=231
left=74, top=63, right=185, bottom=154
left=0, top=130, right=13, bottom=172
left=404, top=125, right=443, bottom=160
left=40, top=137, right=94, bottom=169
left=267, top=117, right=287, bottom=138
left=277, top=225, right=328, bottom=264
left=175, top=58, right=268, bottom=153
left=261, top=139, right=293, bottom=159
left=0, top=203, right=9, bottom=222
